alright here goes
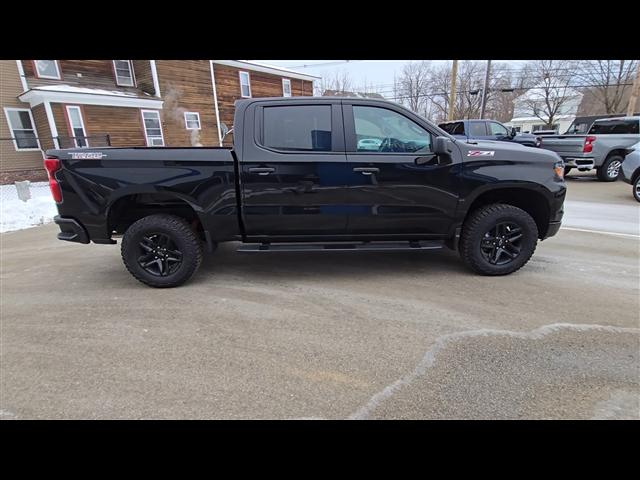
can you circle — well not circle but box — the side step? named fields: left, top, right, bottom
left=237, top=240, right=444, bottom=253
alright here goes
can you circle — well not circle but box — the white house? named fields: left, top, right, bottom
left=506, top=87, right=583, bottom=134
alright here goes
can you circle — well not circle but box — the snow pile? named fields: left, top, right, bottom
left=1, top=182, right=58, bottom=233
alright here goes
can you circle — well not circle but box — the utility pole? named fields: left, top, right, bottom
left=480, top=60, right=491, bottom=119
left=447, top=60, right=458, bottom=121
left=626, top=62, right=640, bottom=116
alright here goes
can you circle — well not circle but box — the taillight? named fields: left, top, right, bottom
left=44, top=156, right=63, bottom=203
left=583, top=135, right=596, bottom=153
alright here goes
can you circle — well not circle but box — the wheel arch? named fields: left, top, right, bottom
left=461, top=184, right=552, bottom=239
left=106, top=191, right=205, bottom=236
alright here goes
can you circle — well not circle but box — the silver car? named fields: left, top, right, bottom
left=621, top=140, right=640, bottom=202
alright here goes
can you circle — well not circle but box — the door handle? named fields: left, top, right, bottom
left=248, top=167, right=275, bottom=176
left=353, top=167, right=379, bottom=175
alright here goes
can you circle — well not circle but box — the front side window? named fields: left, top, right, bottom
left=239, top=71, right=251, bottom=98
left=4, top=108, right=39, bottom=150
left=66, top=106, right=88, bottom=147
left=282, top=78, right=292, bottom=97
left=488, top=122, right=509, bottom=136
left=589, top=119, right=639, bottom=135
left=113, top=60, right=135, bottom=86
left=34, top=60, right=61, bottom=79
left=141, top=110, right=164, bottom=146
left=184, top=112, right=201, bottom=130
left=263, top=105, right=332, bottom=151
left=469, top=122, right=487, bottom=136
left=353, top=106, right=431, bottom=153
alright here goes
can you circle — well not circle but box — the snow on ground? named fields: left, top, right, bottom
left=1, top=182, right=58, bottom=233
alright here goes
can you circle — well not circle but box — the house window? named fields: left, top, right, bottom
left=239, top=71, right=251, bottom=98
left=113, top=60, right=135, bottom=87
left=184, top=112, right=201, bottom=130
left=282, top=78, right=292, bottom=97
left=66, top=106, right=89, bottom=148
left=141, top=110, right=164, bottom=146
left=3, top=108, right=39, bottom=151
left=34, top=60, right=61, bottom=79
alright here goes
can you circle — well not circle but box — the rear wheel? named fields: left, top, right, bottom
left=634, top=176, right=640, bottom=203
left=597, top=155, right=623, bottom=182
left=460, top=204, right=538, bottom=276
left=121, top=214, right=203, bottom=288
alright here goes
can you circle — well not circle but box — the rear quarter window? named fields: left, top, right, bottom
left=262, top=105, right=332, bottom=151
left=589, top=119, right=639, bottom=135
left=439, top=122, right=465, bottom=135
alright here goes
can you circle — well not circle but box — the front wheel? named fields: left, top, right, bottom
left=634, top=176, right=640, bottom=203
left=459, top=204, right=538, bottom=276
left=121, top=214, right=203, bottom=288
left=597, top=155, right=623, bottom=182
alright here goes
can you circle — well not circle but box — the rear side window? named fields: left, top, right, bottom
left=469, top=122, right=487, bottom=136
left=440, top=122, right=465, bottom=135
left=263, top=105, right=332, bottom=151
left=589, top=119, right=639, bottom=135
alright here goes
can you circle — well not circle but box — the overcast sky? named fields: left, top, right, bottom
left=259, top=60, right=527, bottom=95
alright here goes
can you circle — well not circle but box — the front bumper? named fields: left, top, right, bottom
left=54, top=216, right=90, bottom=244
left=620, top=163, right=635, bottom=185
left=545, top=221, right=562, bottom=239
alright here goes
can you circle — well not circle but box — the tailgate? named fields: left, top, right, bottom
left=539, top=136, right=586, bottom=155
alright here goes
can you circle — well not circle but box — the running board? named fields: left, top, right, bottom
left=237, top=240, right=444, bottom=253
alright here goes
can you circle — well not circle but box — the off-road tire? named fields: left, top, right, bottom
left=460, top=203, right=538, bottom=276
left=596, top=154, right=624, bottom=182
left=121, top=214, right=203, bottom=288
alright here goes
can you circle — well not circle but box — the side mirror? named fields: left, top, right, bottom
left=433, top=136, right=454, bottom=155
left=510, top=127, right=517, bottom=138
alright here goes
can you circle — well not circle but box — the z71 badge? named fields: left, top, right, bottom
left=467, top=150, right=495, bottom=157
left=69, top=152, right=105, bottom=160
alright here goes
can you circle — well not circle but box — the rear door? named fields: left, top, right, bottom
left=342, top=102, right=460, bottom=236
left=468, top=121, right=491, bottom=140
left=239, top=100, right=350, bottom=238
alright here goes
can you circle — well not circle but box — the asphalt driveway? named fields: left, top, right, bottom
left=1, top=174, right=638, bottom=419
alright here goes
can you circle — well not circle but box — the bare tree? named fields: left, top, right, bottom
left=394, top=61, right=432, bottom=116
left=575, top=60, right=639, bottom=114
left=519, top=60, right=577, bottom=129
left=316, top=69, right=353, bottom=96
left=484, top=63, right=535, bottom=122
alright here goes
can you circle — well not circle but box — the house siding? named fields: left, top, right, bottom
left=1, top=60, right=44, bottom=174
left=22, top=60, right=146, bottom=95
left=213, top=64, right=314, bottom=146
left=154, top=60, right=220, bottom=147
left=51, top=103, right=146, bottom=148
left=132, top=60, right=155, bottom=95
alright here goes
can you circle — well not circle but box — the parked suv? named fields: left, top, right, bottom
left=439, top=119, right=542, bottom=147
left=621, top=140, right=640, bottom=202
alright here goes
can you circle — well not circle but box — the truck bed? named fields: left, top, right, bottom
left=47, top=146, right=239, bottom=244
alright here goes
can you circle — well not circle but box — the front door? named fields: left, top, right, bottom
left=342, top=103, right=460, bottom=237
left=240, top=101, right=350, bottom=238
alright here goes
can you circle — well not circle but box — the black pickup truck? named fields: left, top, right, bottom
left=45, top=97, right=566, bottom=287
